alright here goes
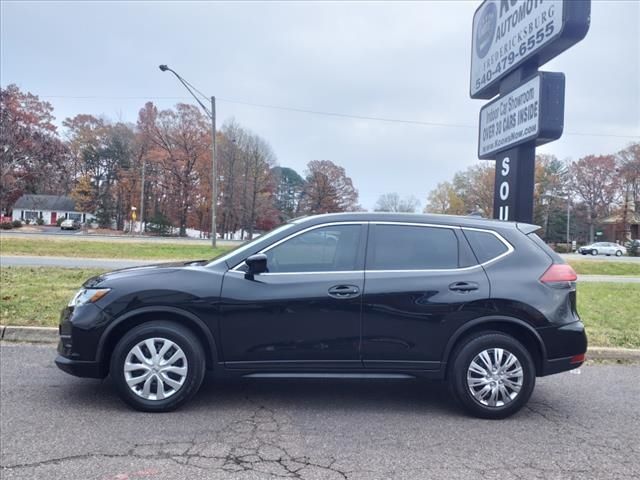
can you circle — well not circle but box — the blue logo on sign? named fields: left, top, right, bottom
left=476, top=2, right=497, bottom=59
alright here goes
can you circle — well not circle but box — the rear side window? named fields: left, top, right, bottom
left=368, top=225, right=458, bottom=270
left=464, top=230, right=509, bottom=264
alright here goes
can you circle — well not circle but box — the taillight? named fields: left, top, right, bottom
left=540, top=264, right=578, bottom=283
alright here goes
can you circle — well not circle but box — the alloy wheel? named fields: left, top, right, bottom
left=466, top=348, right=524, bottom=408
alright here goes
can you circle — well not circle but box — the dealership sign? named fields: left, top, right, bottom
left=470, top=0, right=590, bottom=223
left=470, top=0, right=590, bottom=99
left=478, top=72, right=565, bottom=159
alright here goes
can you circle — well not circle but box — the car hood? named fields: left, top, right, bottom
left=83, top=260, right=209, bottom=288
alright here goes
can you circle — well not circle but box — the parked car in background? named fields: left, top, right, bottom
left=578, top=242, right=626, bottom=256
left=60, top=218, right=81, bottom=230
left=55, top=213, right=587, bottom=419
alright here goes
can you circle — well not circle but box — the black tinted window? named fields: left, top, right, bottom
left=464, top=230, right=509, bottom=263
left=369, top=225, right=458, bottom=270
left=265, top=225, right=362, bottom=273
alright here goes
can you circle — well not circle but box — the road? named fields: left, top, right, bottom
left=0, top=255, right=159, bottom=269
left=1, top=343, right=638, bottom=480
left=2, top=256, right=639, bottom=283
left=1, top=229, right=243, bottom=246
left=561, top=253, right=640, bottom=263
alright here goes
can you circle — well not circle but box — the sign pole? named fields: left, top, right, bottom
left=492, top=64, right=537, bottom=223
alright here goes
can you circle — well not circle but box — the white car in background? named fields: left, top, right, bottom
left=60, top=218, right=81, bottom=230
left=578, top=242, right=627, bottom=257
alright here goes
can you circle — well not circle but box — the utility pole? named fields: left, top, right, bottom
left=566, top=197, right=571, bottom=251
left=210, top=96, right=217, bottom=247
left=139, top=161, right=145, bottom=235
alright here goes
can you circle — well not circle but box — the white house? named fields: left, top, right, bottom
left=12, top=195, right=95, bottom=225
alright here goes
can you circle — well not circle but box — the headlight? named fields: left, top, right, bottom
left=68, top=288, right=110, bottom=307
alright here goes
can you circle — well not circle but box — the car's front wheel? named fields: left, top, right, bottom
left=591, top=249, right=598, bottom=256
left=110, top=321, right=206, bottom=412
left=615, top=250, right=623, bottom=257
left=449, top=332, right=535, bottom=419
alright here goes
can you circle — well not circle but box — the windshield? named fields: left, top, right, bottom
left=207, top=222, right=297, bottom=266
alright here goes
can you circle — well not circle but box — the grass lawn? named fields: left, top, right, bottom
left=0, top=237, right=232, bottom=260
left=1, top=267, right=638, bottom=349
left=568, top=260, right=640, bottom=276
left=577, top=282, right=640, bottom=349
left=1, top=267, right=108, bottom=327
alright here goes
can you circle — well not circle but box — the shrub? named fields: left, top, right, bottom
left=56, top=217, right=64, bottom=226
left=36, top=217, right=44, bottom=225
left=628, top=240, right=640, bottom=257
left=0, top=222, right=13, bottom=230
left=11, top=220, right=22, bottom=228
left=551, top=243, right=572, bottom=253
left=146, top=212, right=173, bottom=236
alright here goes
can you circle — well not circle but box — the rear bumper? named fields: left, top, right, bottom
left=538, top=321, right=587, bottom=376
left=542, top=355, right=584, bottom=376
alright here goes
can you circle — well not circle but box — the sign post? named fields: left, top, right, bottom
left=470, top=0, right=590, bottom=223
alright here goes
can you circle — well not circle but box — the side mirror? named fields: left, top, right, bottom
left=245, top=253, right=268, bottom=279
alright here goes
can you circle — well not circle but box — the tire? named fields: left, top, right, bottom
left=616, top=250, right=622, bottom=257
left=591, top=249, right=598, bottom=256
left=448, top=332, right=535, bottom=419
left=110, top=321, right=206, bottom=412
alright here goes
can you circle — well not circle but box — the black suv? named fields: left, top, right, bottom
left=56, top=213, right=586, bottom=418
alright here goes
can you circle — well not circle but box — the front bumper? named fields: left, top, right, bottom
left=55, top=351, right=103, bottom=378
left=56, top=302, right=110, bottom=379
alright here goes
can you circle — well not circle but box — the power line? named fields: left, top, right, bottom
left=38, top=94, right=640, bottom=139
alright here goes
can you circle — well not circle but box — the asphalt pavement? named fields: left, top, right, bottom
left=1, top=230, right=242, bottom=245
left=0, top=255, right=158, bottom=269
left=1, top=343, right=639, bottom=480
left=561, top=253, right=640, bottom=263
left=2, top=255, right=638, bottom=283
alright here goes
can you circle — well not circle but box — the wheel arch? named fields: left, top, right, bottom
left=97, top=306, right=219, bottom=376
left=443, top=316, right=547, bottom=378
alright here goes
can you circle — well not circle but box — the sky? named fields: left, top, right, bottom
left=2, top=0, right=639, bottom=210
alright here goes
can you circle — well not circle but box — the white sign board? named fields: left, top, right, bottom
left=470, top=0, right=564, bottom=98
left=478, top=75, right=540, bottom=158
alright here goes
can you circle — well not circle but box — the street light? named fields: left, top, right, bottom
left=158, top=65, right=217, bottom=247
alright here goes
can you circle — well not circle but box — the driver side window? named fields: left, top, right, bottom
left=265, top=225, right=362, bottom=273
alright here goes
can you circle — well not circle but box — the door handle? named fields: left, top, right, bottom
left=449, top=281, right=479, bottom=293
left=328, top=285, right=360, bottom=299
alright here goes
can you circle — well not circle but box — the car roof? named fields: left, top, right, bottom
left=291, top=212, right=536, bottom=232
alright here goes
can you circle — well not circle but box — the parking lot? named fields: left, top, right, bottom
left=1, top=343, right=639, bottom=480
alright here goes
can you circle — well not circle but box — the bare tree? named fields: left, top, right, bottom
left=374, top=192, right=420, bottom=212
left=569, top=155, right=621, bottom=243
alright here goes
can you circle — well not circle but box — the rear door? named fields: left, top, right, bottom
left=361, top=222, right=491, bottom=371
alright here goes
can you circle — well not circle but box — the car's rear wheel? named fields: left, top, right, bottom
left=591, top=249, right=598, bottom=256
left=615, top=250, right=622, bottom=257
left=110, top=321, right=205, bottom=412
left=449, top=332, right=535, bottom=419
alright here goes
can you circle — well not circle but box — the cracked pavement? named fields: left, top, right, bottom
left=1, top=344, right=639, bottom=479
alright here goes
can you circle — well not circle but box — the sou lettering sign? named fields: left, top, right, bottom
left=470, top=0, right=590, bottom=99
left=478, top=72, right=565, bottom=159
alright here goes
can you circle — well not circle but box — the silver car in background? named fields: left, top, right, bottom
left=578, top=242, right=627, bottom=256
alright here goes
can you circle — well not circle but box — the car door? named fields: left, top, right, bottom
left=361, top=222, right=491, bottom=371
left=219, top=222, right=367, bottom=370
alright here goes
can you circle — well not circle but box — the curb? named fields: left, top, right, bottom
left=586, top=347, right=640, bottom=361
left=1, top=325, right=640, bottom=362
left=1, top=325, right=58, bottom=343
